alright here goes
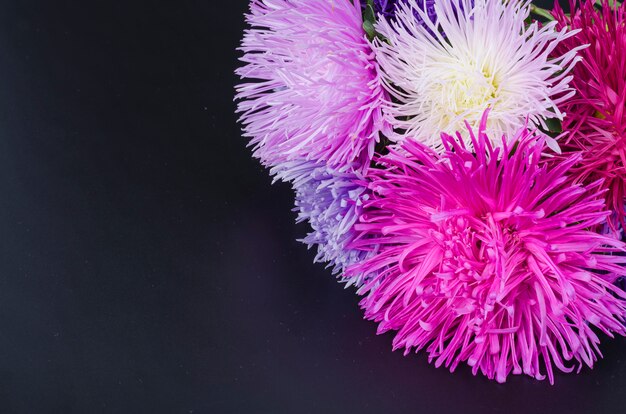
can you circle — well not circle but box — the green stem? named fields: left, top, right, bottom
left=530, top=4, right=555, bottom=21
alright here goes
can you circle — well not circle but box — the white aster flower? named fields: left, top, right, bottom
left=373, top=0, right=582, bottom=150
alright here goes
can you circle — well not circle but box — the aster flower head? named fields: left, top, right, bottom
left=236, top=0, right=388, bottom=170
left=347, top=112, right=626, bottom=383
left=273, top=160, right=373, bottom=286
left=373, top=0, right=582, bottom=151
left=362, top=0, right=437, bottom=21
left=552, top=0, right=626, bottom=231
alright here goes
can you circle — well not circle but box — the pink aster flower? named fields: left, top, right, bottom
left=347, top=112, right=626, bottom=383
left=235, top=0, right=388, bottom=170
left=552, top=0, right=626, bottom=232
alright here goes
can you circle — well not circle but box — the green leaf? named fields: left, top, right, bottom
left=363, top=20, right=376, bottom=41
left=544, top=118, right=562, bottom=133
left=529, top=4, right=555, bottom=21
left=362, top=0, right=377, bottom=41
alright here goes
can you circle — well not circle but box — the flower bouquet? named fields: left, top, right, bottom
left=235, top=0, right=626, bottom=383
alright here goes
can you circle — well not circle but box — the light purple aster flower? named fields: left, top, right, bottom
left=236, top=0, right=389, bottom=170
left=272, top=160, right=374, bottom=286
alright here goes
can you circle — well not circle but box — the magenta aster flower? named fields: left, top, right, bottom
left=552, top=0, right=626, bottom=232
left=236, top=0, right=388, bottom=170
left=347, top=112, right=626, bottom=383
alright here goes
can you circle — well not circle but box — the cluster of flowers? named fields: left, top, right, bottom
left=236, top=0, right=626, bottom=383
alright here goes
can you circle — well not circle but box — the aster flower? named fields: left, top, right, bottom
left=551, top=0, right=626, bottom=232
left=361, top=0, right=437, bottom=21
left=273, top=160, right=373, bottom=286
left=347, top=112, right=626, bottom=383
left=372, top=0, right=581, bottom=151
left=236, top=0, right=388, bottom=170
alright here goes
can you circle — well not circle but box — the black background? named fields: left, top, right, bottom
left=0, top=0, right=623, bottom=412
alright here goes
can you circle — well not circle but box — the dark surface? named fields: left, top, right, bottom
left=0, top=0, right=623, bottom=413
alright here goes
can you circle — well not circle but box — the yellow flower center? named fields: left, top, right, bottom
left=440, top=68, right=499, bottom=115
